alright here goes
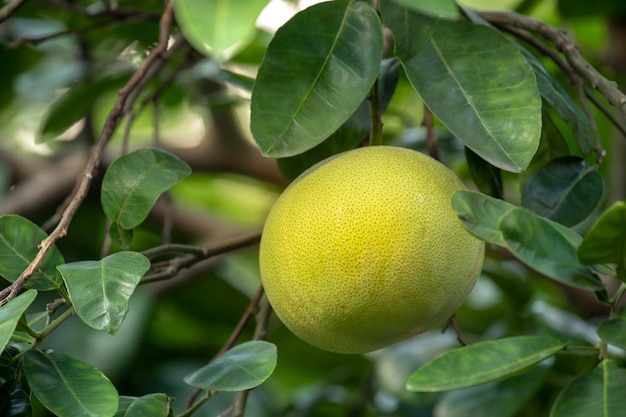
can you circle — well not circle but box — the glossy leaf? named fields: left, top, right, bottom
left=277, top=58, right=399, bottom=180
left=0, top=290, right=36, bottom=354
left=577, top=202, right=626, bottom=266
left=451, top=190, right=515, bottom=245
left=101, top=148, right=191, bottom=230
left=0, top=215, right=64, bottom=290
left=597, top=319, right=626, bottom=349
left=2, top=386, right=30, bottom=417
left=389, top=0, right=458, bottom=19
left=114, top=394, right=170, bottom=417
left=523, top=50, right=596, bottom=156
left=383, top=6, right=541, bottom=172
left=522, top=157, right=603, bottom=227
left=406, top=336, right=564, bottom=392
left=550, top=360, right=626, bottom=417
left=109, top=224, right=133, bottom=251
left=184, top=340, right=277, bottom=391
left=500, top=207, right=603, bottom=291
left=435, top=363, right=550, bottom=417
left=57, top=252, right=150, bottom=334
left=174, top=0, right=269, bottom=60
left=23, top=350, right=118, bottom=417
left=250, top=1, right=383, bottom=157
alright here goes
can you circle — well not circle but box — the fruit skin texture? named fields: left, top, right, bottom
left=259, top=146, right=484, bottom=354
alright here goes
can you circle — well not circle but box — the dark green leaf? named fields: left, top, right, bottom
left=522, top=157, right=603, bottom=227
left=451, top=190, right=515, bottom=245
left=577, top=202, right=626, bottom=266
left=0, top=215, right=64, bottom=290
left=101, top=148, right=191, bottom=230
left=383, top=6, right=541, bottom=172
left=57, top=252, right=150, bottom=334
left=389, top=0, right=459, bottom=19
left=465, top=147, right=503, bottom=199
left=500, top=207, right=603, bottom=291
left=250, top=1, right=383, bottom=157
left=406, top=336, right=564, bottom=391
left=3, top=386, right=31, bottom=417
left=38, top=77, right=127, bottom=143
left=184, top=340, right=277, bottom=391
left=597, top=319, right=626, bottom=349
left=0, top=290, right=36, bottom=354
left=114, top=394, right=170, bottom=417
left=23, top=350, right=118, bottom=417
left=550, top=360, right=626, bottom=417
left=109, top=224, right=134, bottom=251
left=523, top=51, right=596, bottom=156
left=174, top=0, right=269, bottom=60
left=557, top=0, right=626, bottom=17
left=435, top=363, right=550, bottom=417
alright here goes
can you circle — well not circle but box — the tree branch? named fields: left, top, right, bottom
left=0, top=0, right=179, bottom=307
left=0, top=0, right=27, bottom=23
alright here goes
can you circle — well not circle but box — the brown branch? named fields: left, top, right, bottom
left=141, top=232, right=262, bottom=284
left=478, top=10, right=626, bottom=117
left=0, top=0, right=27, bottom=23
left=0, top=0, right=179, bottom=307
left=421, top=104, right=440, bottom=161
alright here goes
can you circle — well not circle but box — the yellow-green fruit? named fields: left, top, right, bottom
left=259, top=146, right=484, bottom=354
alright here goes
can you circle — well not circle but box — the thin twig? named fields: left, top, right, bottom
left=368, top=78, right=383, bottom=146
left=421, top=104, right=440, bottom=161
left=141, top=232, right=261, bottom=284
left=585, top=87, right=626, bottom=138
left=0, top=0, right=178, bottom=307
left=0, top=0, right=27, bottom=23
left=185, top=286, right=265, bottom=410
left=442, top=314, right=468, bottom=346
left=232, top=297, right=272, bottom=417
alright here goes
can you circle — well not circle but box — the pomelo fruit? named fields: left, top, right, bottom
left=259, top=146, right=484, bottom=353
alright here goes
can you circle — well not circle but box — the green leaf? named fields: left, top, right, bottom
left=101, top=148, right=191, bottom=230
left=577, top=202, right=626, bottom=266
left=550, top=360, right=626, bottom=417
left=389, top=0, right=459, bottom=19
left=250, top=1, right=383, bottom=157
left=0, top=215, right=64, bottom=290
left=23, top=350, right=118, bottom=417
left=174, top=0, right=269, bottom=60
left=38, top=77, right=127, bottom=143
left=277, top=55, right=400, bottom=180
left=522, top=157, right=603, bottom=227
left=57, top=252, right=150, bottom=334
left=523, top=51, right=596, bottom=156
left=451, top=190, right=515, bottom=245
left=500, top=207, right=603, bottom=291
left=383, top=7, right=541, bottom=172
left=465, top=147, right=503, bottom=199
left=114, top=394, right=170, bottom=417
left=435, top=363, right=550, bottom=417
left=597, top=319, right=626, bottom=349
left=406, top=336, right=564, bottom=392
left=0, top=290, right=36, bottom=354
left=184, top=340, right=277, bottom=391
left=109, top=224, right=133, bottom=251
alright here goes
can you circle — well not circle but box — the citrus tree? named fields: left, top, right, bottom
left=1, top=0, right=625, bottom=416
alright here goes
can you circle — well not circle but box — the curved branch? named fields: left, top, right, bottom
left=0, top=0, right=179, bottom=307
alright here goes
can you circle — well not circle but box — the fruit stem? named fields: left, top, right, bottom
left=369, top=77, right=383, bottom=146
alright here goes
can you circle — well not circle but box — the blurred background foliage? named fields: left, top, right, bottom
left=1, top=0, right=625, bottom=416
